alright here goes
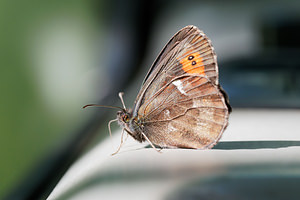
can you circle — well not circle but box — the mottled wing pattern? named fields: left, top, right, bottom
left=133, top=25, right=230, bottom=149
left=139, top=75, right=229, bottom=148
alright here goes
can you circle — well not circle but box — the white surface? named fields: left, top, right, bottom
left=47, top=109, right=300, bottom=200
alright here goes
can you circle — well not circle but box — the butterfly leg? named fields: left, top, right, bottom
left=111, top=129, right=126, bottom=156
left=140, top=131, right=162, bottom=153
left=108, top=118, right=118, bottom=139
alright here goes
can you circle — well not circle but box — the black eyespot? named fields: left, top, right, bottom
left=192, top=61, right=196, bottom=65
left=188, top=55, right=194, bottom=60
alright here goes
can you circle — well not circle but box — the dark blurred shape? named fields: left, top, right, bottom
left=222, top=13, right=300, bottom=108
left=262, top=16, right=300, bottom=49
left=168, top=175, right=300, bottom=200
left=214, top=141, right=300, bottom=150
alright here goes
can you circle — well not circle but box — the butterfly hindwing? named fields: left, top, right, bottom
left=138, top=75, right=229, bottom=149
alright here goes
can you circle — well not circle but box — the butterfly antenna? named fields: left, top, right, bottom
left=82, top=104, right=123, bottom=110
left=111, top=129, right=125, bottom=156
left=118, top=92, right=127, bottom=110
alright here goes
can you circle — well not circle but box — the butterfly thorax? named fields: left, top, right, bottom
left=117, top=110, right=145, bottom=142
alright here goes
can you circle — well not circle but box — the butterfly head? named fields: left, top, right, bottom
left=117, top=109, right=132, bottom=130
left=116, top=109, right=145, bottom=142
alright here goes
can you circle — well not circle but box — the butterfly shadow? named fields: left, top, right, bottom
left=143, top=141, right=300, bottom=150
left=214, top=141, right=300, bottom=150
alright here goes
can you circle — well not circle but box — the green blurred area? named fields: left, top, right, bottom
left=0, top=0, right=101, bottom=198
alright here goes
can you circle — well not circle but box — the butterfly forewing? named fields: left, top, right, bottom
left=134, top=26, right=220, bottom=113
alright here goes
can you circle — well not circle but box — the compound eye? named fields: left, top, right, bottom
left=123, top=114, right=129, bottom=122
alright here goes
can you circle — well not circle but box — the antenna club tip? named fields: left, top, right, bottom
left=118, top=92, right=127, bottom=109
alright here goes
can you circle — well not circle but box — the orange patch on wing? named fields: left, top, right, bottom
left=179, top=52, right=205, bottom=75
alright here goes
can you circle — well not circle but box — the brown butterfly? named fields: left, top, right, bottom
left=85, top=25, right=231, bottom=153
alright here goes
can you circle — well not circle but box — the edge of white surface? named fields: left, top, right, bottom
left=47, top=109, right=300, bottom=200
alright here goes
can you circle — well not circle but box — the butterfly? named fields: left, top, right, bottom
left=85, top=25, right=231, bottom=153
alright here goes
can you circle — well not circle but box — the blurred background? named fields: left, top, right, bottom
left=1, top=0, right=300, bottom=199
